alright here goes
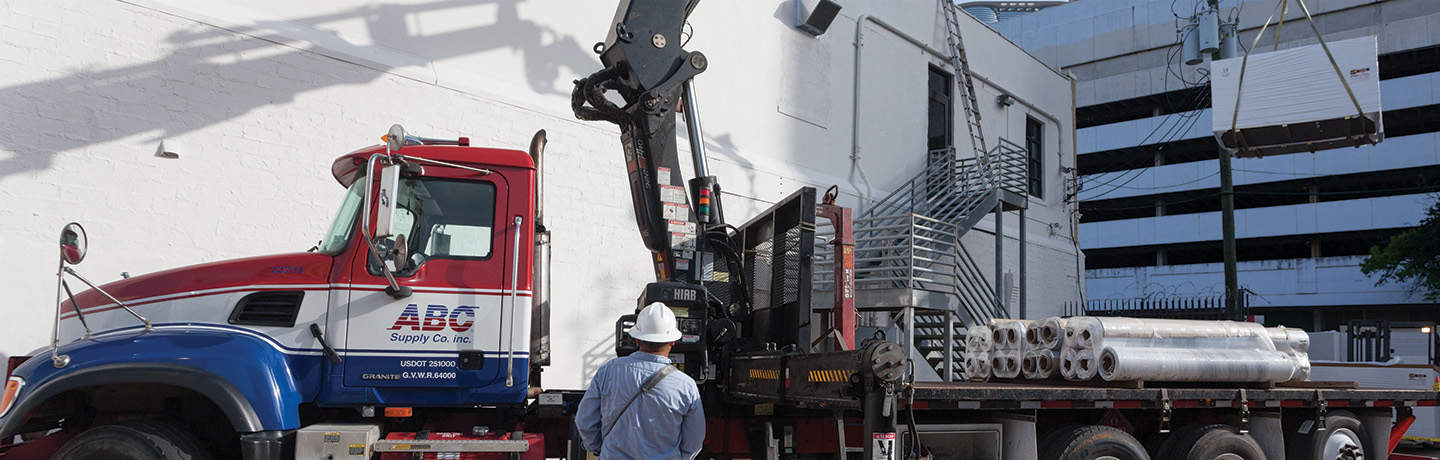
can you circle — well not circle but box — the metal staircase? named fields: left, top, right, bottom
left=814, top=0, right=1031, bottom=380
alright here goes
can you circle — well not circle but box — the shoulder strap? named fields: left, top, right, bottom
left=600, top=365, right=679, bottom=439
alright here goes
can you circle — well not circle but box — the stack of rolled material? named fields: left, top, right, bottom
left=965, top=352, right=992, bottom=381
left=964, top=325, right=992, bottom=381
left=1058, top=317, right=1098, bottom=381
left=1023, top=317, right=1065, bottom=379
left=989, top=319, right=1031, bottom=379
left=1268, top=326, right=1312, bottom=381
left=1059, top=317, right=1312, bottom=383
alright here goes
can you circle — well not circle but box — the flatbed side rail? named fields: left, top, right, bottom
left=905, top=382, right=1440, bottom=411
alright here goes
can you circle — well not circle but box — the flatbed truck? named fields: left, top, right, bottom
left=3, top=0, right=1438, bottom=459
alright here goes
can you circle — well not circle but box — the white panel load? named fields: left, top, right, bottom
left=1210, top=36, right=1382, bottom=157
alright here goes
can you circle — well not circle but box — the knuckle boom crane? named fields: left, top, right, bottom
left=571, top=2, right=907, bottom=455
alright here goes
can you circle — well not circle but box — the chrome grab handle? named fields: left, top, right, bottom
left=506, top=215, right=523, bottom=388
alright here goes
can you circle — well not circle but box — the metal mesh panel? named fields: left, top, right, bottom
left=749, top=238, right=774, bottom=311
left=779, top=227, right=804, bottom=305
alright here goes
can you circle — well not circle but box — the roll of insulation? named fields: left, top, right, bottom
left=1024, top=321, right=1045, bottom=351
left=1039, top=317, right=1067, bottom=350
left=966, top=352, right=992, bottom=381
left=1035, top=350, right=1060, bottom=379
left=991, top=349, right=1022, bottom=379
left=1074, top=348, right=1100, bottom=380
left=1266, top=327, right=1312, bottom=381
left=1081, top=317, right=1278, bottom=352
left=990, top=319, right=1030, bottom=350
left=1023, top=350, right=1060, bottom=379
left=1064, top=317, right=1102, bottom=349
left=1060, top=347, right=1080, bottom=380
left=966, top=325, right=993, bottom=353
left=1097, top=345, right=1305, bottom=382
left=1267, top=326, right=1311, bottom=355
left=1021, top=350, right=1041, bottom=379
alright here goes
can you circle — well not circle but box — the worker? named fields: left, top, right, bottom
left=576, top=302, right=705, bottom=459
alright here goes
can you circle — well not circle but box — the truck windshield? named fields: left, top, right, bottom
left=318, top=181, right=364, bottom=255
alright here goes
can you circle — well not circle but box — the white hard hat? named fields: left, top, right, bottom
left=630, top=302, right=682, bottom=343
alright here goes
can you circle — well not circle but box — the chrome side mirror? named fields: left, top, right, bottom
left=51, top=223, right=151, bottom=368
left=59, top=223, right=87, bottom=265
left=362, top=124, right=414, bottom=299
left=386, top=124, right=406, bottom=151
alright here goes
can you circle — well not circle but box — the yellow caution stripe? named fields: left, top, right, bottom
left=748, top=368, right=780, bottom=380
left=808, top=369, right=850, bottom=382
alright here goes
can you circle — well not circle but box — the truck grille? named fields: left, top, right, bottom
left=228, top=291, right=304, bottom=327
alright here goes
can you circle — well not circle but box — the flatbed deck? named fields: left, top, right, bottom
left=907, top=381, right=1440, bottom=411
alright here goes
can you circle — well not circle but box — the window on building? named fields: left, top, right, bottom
left=927, top=66, right=955, bottom=202
left=927, top=66, right=953, bottom=152
left=1026, top=117, right=1044, bottom=198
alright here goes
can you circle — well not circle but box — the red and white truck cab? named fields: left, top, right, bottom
left=1, top=127, right=553, bottom=459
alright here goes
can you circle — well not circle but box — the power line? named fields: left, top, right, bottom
left=1079, top=87, right=1212, bottom=195
left=1084, top=90, right=1213, bottom=200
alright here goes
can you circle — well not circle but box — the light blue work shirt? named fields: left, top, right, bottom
left=576, top=351, right=705, bottom=459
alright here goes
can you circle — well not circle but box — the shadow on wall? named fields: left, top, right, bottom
left=0, top=0, right=594, bottom=181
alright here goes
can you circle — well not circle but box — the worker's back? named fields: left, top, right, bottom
left=576, top=351, right=705, bottom=460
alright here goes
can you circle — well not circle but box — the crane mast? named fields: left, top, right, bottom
left=571, top=0, right=720, bottom=283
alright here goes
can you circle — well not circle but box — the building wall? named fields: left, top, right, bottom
left=997, top=0, right=1440, bottom=322
left=995, top=0, right=1440, bottom=107
left=0, top=0, right=1078, bottom=388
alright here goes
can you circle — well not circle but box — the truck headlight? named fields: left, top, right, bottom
left=0, top=376, right=22, bottom=418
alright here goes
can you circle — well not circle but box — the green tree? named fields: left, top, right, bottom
left=1360, top=196, right=1440, bottom=301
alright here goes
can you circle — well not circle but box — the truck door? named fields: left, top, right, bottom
left=339, top=167, right=528, bottom=403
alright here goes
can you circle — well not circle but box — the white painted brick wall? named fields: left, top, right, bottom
left=0, top=0, right=1083, bottom=390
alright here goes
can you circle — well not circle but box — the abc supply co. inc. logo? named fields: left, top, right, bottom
left=387, top=304, right=476, bottom=345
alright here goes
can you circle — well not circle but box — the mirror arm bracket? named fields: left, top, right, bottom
left=362, top=236, right=412, bottom=299
left=64, top=267, right=152, bottom=331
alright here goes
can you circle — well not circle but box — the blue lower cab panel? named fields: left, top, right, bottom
left=336, top=355, right=529, bottom=405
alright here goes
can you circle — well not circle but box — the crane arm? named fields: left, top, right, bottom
left=571, top=0, right=717, bottom=282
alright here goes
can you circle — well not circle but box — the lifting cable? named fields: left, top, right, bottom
left=1227, top=0, right=1367, bottom=151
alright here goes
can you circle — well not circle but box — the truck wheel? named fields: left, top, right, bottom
left=1154, top=424, right=1264, bottom=460
left=1040, top=424, right=1150, bottom=460
left=1288, top=410, right=1373, bottom=460
left=52, top=420, right=211, bottom=460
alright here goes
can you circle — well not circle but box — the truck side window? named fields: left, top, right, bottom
left=382, top=178, right=497, bottom=276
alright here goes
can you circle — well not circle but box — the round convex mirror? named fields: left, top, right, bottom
left=386, top=124, right=406, bottom=151
left=60, top=222, right=87, bottom=265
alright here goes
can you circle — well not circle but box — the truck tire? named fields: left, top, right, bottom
left=1040, top=424, right=1150, bottom=460
left=1154, top=424, right=1264, bottom=460
left=1287, top=410, right=1374, bottom=460
left=52, top=420, right=211, bottom=460
left=126, top=420, right=213, bottom=460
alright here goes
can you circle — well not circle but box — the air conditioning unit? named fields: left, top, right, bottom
left=1210, top=36, right=1382, bottom=158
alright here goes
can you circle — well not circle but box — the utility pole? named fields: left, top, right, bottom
left=1209, top=0, right=1242, bottom=321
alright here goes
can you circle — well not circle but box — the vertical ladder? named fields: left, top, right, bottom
left=940, top=0, right=988, bottom=159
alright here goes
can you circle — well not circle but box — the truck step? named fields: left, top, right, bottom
left=374, top=439, right=530, bottom=453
